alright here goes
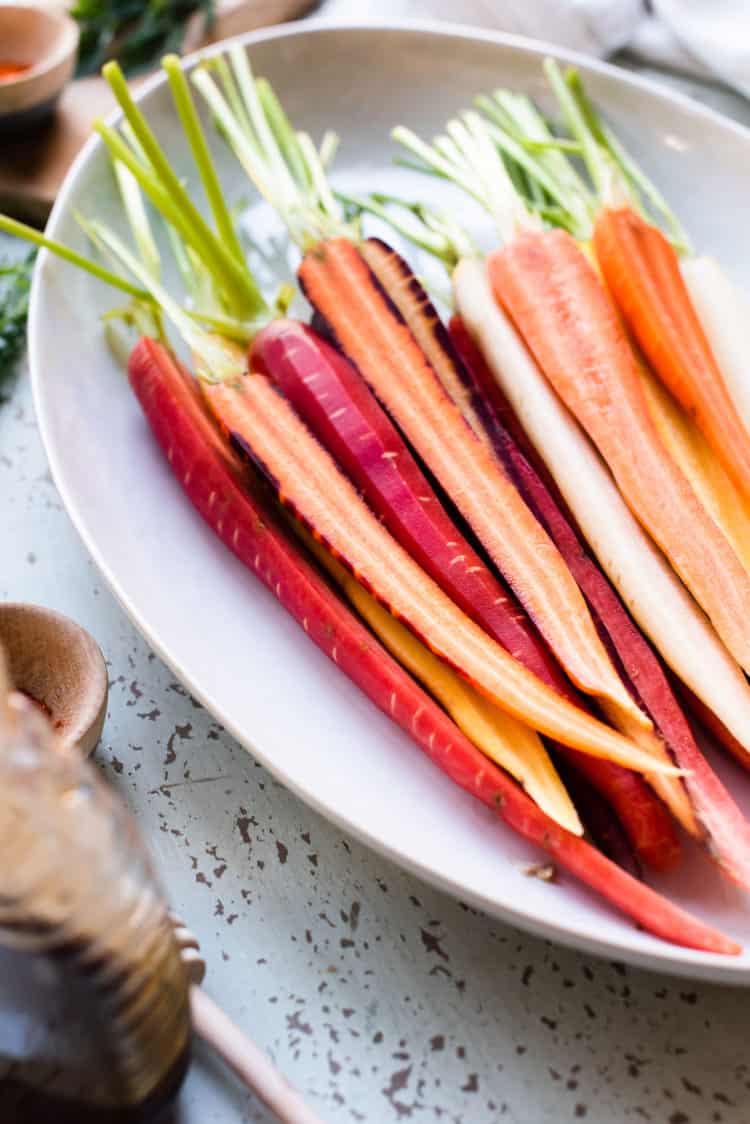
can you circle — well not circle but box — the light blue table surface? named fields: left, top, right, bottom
left=3, top=55, right=750, bottom=1124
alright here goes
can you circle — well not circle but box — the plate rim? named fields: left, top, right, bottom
left=29, top=18, right=750, bottom=983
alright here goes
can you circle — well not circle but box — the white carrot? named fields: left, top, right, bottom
left=454, top=256, right=750, bottom=756
left=681, top=256, right=750, bottom=440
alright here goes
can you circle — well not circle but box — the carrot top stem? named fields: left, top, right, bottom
left=535, top=60, right=691, bottom=253
left=162, top=53, right=248, bottom=271
left=336, top=190, right=474, bottom=268
left=0, top=214, right=148, bottom=301
left=102, top=61, right=266, bottom=321
left=391, top=114, right=538, bottom=245
left=192, top=46, right=357, bottom=249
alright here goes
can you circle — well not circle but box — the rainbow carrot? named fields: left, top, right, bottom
left=298, top=236, right=644, bottom=729
left=129, top=336, right=732, bottom=950
left=202, top=370, right=673, bottom=774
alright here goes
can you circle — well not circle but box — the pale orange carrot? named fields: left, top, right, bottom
left=488, top=227, right=750, bottom=674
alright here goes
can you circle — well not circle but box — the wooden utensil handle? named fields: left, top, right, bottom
left=190, top=985, right=325, bottom=1123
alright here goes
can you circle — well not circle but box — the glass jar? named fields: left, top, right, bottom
left=0, top=689, right=191, bottom=1122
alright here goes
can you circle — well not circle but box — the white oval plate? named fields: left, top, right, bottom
left=30, top=21, right=750, bottom=981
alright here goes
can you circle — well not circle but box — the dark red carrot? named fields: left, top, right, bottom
left=253, top=315, right=680, bottom=871
left=298, top=237, right=645, bottom=728
left=553, top=758, right=642, bottom=879
left=202, top=371, right=675, bottom=775
left=448, top=312, right=542, bottom=461
left=450, top=309, right=750, bottom=886
left=128, top=336, right=736, bottom=953
left=595, top=207, right=750, bottom=500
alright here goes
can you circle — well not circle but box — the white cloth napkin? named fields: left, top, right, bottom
left=316, top=0, right=750, bottom=98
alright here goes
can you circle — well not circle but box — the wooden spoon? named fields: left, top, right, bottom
left=170, top=914, right=324, bottom=1124
left=0, top=603, right=108, bottom=756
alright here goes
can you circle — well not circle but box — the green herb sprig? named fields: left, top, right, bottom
left=73, top=0, right=214, bottom=78
left=0, top=250, right=36, bottom=390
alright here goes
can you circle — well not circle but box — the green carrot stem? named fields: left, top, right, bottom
left=477, top=91, right=593, bottom=238
left=296, top=131, right=340, bottom=219
left=392, top=155, right=452, bottom=181
left=336, top=191, right=457, bottom=265
left=214, top=54, right=254, bottom=140
left=564, top=68, right=691, bottom=253
left=318, top=130, right=339, bottom=172
left=96, top=121, right=218, bottom=271
left=0, top=214, right=149, bottom=300
left=256, top=77, right=310, bottom=188
left=162, top=53, right=247, bottom=270
left=525, top=137, right=583, bottom=153
left=113, top=161, right=161, bottom=280
left=102, top=61, right=264, bottom=318
left=229, top=46, right=298, bottom=208
left=191, top=69, right=278, bottom=208
left=391, top=126, right=485, bottom=205
left=543, top=57, right=615, bottom=204
left=90, top=219, right=246, bottom=381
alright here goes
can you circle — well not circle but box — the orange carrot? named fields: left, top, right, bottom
left=202, top=371, right=673, bottom=774
left=639, top=362, right=750, bottom=577
left=297, top=236, right=644, bottom=729
left=489, top=228, right=750, bottom=675
left=595, top=208, right=750, bottom=500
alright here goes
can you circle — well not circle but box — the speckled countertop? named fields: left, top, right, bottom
left=3, top=57, right=750, bottom=1124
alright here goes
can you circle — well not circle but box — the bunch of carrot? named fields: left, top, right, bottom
left=5, top=48, right=750, bottom=956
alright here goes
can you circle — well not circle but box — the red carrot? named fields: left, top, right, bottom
left=251, top=317, right=565, bottom=691
left=448, top=312, right=543, bottom=463
left=595, top=207, right=750, bottom=500
left=128, top=336, right=737, bottom=953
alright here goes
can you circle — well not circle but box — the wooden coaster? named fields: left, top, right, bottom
left=0, top=0, right=313, bottom=226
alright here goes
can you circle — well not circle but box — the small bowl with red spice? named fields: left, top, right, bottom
left=0, top=603, right=108, bottom=757
left=0, top=4, right=79, bottom=134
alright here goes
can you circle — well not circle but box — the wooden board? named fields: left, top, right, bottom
left=0, top=0, right=312, bottom=226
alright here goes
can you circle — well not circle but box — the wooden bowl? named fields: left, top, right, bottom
left=0, top=5, right=79, bottom=134
left=0, top=603, right=108, bottom=756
